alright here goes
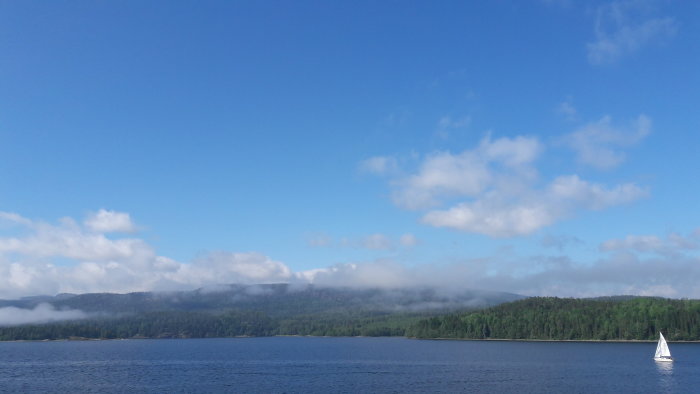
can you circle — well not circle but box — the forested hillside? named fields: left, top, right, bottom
left=4, top=292, right=700, bottom=342
left=0, top=284, right=521, bottom=316
left=0, top=310, right=425, bottom=341
left=408, top=297, right=700, bottom=340
left=0, top=285, right=520, bottom=341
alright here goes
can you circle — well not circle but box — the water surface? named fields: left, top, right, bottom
left=0, top=337, right=697, bottom=393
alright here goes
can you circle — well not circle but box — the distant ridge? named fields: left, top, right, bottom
left=583, top=295, right=644, bottom=302
left=0, top=285, right=524, bottom=341
left=0, top=284, right=523, bottom=316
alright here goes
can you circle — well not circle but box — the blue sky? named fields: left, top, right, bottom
left=1, top=0, right=699, bottom=298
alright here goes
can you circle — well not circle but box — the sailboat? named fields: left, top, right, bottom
left=653, top=332, right=673, bottom=362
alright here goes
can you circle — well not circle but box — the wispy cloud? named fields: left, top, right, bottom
left=399, top=233, right=419, bottom=247
left=306, top=233, right=333, bottom=247
left=562, top=114, right=651, bottom=169
left=600, top=229, right=700, bottom=257
left=0, top=212, right=33, bottom=226
left=359, top=156, right=399, bottom=176
left=381, top=110, right=411, bottom=128
left=556, top=97, right=578, bottom=121
left=540, top=234, right=584, bottom=251
left=357, top=234, right=394, bottom=250
left=307, top=232, right=419, bottom=251
left=587, top=0, right=678, bottom=65
left=435, top=115, right=471, bottom=140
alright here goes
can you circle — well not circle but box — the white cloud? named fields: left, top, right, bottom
left=421, top=175, right=646, bottom=237
left=174, top=251, right=293, bottom=285
left=84, top=209, right=137, bottom=233
left=393, top=150, right=490, bottom=209
left=367, top=132, right=646, bottom=237
left=389, top=135, right=542, bottom=210
left=0, top=211, right=32, bottom=226
left=423, top=200, right=556, bottom=237
left=302, top=260, right=417, bottom=289
left=0, top=303, right=87, bottom=326
left=1, top=210, right=699, bottom=299
left=587, top=0, right=677, bottom=65
left=0, top=213, right=153, bottom=262
left=0, top=211, right=299, bottom=298
left=562, top=115, right=651, bottom=169
left=479, top=134, right=542, bottom=167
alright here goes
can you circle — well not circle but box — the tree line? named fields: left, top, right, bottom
left=407, top=297, right=700, bottom=340
left=0, top=310, right=424, bottom=341
left=3, top=297, right=700, bottom=341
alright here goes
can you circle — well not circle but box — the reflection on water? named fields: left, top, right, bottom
left=655, top=360, right=673, bottom=374
left=655, top=360, right=675, bottom=393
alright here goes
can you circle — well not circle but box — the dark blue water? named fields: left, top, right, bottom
left=0, top=337, right=697, bottom=393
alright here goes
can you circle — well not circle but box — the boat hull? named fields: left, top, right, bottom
left=654, top=357, right=673, bottom=362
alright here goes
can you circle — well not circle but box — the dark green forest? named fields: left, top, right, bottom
left=0, top=310, right=424, bottom=341
left=408, top=297, right=700, bottom=341
left=3, top=295, right=700, bottom=342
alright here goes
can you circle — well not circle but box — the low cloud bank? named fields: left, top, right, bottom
left=0, top=303, right=87, bottom=326
left=1, top=211, right=699, bottom=300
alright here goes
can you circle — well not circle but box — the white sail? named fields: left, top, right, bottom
left=654, top=332, right=673, bottom=361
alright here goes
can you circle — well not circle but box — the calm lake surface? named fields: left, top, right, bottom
left=0, top=337, right=698, bottom=393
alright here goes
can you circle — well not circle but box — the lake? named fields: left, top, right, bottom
left=0, top=337, right=697, bottom=393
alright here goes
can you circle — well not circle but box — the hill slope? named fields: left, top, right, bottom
left=0, top=284, right=522, bottom=316
left=0, top=285, right=522, bottom=340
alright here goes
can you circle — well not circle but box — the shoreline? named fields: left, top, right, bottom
left=3, top=335, right=700, bottom=343
left=409, top=337, right=680, bottom=343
